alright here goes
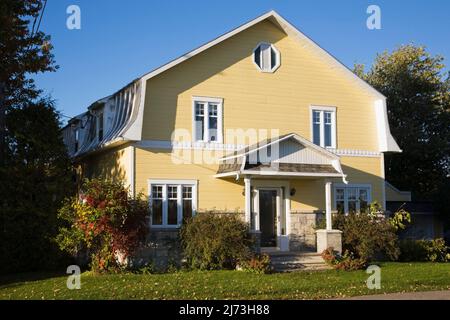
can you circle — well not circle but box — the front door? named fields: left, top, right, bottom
left=259, top=189, right=277, bottom=247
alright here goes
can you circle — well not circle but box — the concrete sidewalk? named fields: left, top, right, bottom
left=341, top=290, right=450, bottom=300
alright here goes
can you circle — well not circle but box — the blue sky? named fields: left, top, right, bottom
left=34, top=0, right=450, bottom=122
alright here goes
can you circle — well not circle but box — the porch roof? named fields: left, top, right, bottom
left=215, top=133, right=347, bottom=181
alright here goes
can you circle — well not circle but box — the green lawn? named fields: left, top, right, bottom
left=1, top=263, right=449, bottom=300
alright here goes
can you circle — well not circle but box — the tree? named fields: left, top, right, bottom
left=0, top=0, right=56, bottom=162
left=1, top=99, right=74, bottom=273
left=0, top=1, right=72, bottom=274
left=355, top=45, right=450, bottom=222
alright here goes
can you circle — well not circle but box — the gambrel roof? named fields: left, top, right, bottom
left=63, top=10, right=401, bottom=158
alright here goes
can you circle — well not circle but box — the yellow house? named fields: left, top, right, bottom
left=63, top=11, right=401, bottom=257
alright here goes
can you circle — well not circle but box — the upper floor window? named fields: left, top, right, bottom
left=74, top=129, right=79, bottom=152
left=334, top=184, right=371, bottom=214
left=193, top=97, right=223, bottom=143
left=149, top=180, right=197, bottom=228
left=97, top=112, right=104, bottom=141
left=310, top=106, right=336, bottom=148
left=253, top=42, right=280, bottom=73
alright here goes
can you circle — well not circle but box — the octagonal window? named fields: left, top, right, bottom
left=253, top=42, right=280, bottom=72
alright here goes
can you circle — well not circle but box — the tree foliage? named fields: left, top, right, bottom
left=0, top=1, right=71, bottom=274
left=355, top=45, right=450, bottom=220
left=0, top=0, right=57, bottom=109
left=0, top=99, right=73, bottom=274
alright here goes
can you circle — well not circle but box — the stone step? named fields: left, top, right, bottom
left=267, top=251, right=329, bottom=272
left=274, top=263, right=331, bottom=272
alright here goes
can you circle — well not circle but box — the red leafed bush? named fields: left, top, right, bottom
left=56, top=179, right=149, bottom=273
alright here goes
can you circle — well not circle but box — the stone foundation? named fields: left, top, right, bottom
left=289, top=211, right=324, bottom=251
left=131, top=229, right=182, bottom=271
left=130, top=211, right=329, bottom=268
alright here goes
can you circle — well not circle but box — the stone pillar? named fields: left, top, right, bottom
left=316, top=229, right=342, bottom=254
left=316, top=180, right=342, bottom=254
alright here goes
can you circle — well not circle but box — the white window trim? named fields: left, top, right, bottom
left=333, top=183, right=372, bottom=214
left=253, top=42, right=281, bottom=73
left=148, top=179, right=198, bottom=228
left=192, top=96, right=223, bottom=143
left=309, top=105, right=337, bottom=149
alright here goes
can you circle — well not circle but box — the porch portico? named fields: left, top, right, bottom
left=215, top=133, right=347, bottom=253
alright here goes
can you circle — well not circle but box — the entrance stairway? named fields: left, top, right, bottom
left=265, top=250, right=330, bottom=272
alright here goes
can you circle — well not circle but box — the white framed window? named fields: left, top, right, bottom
left=192, top=97, right=223, bottom=143
left=74, top=128, right=79, bottom=152
left=253, top=42, right=280, bottom=72
left=334, top=184, right=371, bottom=214
left=148, top=179, right=198, bottom=228
left=310, top=106, right=336, bottom=148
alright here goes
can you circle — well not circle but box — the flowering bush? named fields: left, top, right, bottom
left=56, top=179, right=149, bottom=273
left=321, top=247, right=367, bottom=271
left=239, top=254, right=273, bottom=274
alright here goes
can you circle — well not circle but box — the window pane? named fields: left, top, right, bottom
left=336, top=188, right=344, bottom=201
left=254, top=46, right=261, bottom=68
left=324, top=112, right=332, bottom=147
left=98, top=113, right=104, bottom=141
left=167, top=186, right=178, bottom=225
left=313, top=110, right=321, bottom=123
left=182, top=186, right=192, bottom=199
left=152, top=185, right=163, bottom=199
left=168, top=200, right=178, bottom=225
left=313, top=111, right=321, bottom=146
left=152, top=200, right=163, bottom=225
left=347, top=188, right=358, bottom=201
left=336, top=201, right=345, bottom=214
left=348, top=201, right=357, bottom=214
left=182, top=186, right=193, bottom=222
left=270, top=47, right=277, bottom=69
left=359, top=189, right=368, bottom=213
left=195, top=103, right=204, bottom=141
left=168, top=185, right=177, bottom=199
left=183, top=200, right=192, bottom=221
left=208, top=104, right=218, bottom=141
left=261, top=44, right=271, bottom=71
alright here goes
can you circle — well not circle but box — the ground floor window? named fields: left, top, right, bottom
left=148, top=179, right=197, bottom=228
left=334, top=184, right=371, bottom=214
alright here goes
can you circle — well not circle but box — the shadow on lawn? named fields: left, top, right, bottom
left=0, top=271, right=66, bottom=289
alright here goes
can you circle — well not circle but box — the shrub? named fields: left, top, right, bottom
left=399, top=238, right=449, bottom=262
left=321, top=247, right=367, bottom=271
left=181, top=212, right=252, bottom=270
left=238, top=254, right=273, bottom=274
left=389, top=209, right=412, bottom=231
left=56, top=179, right=149, bottom=273
left=333, top=212, right=400, bottom=263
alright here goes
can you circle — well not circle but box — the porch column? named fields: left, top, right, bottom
left=244, top=176, right=252, bottom=224
left=325, top=180, right=332, bottom=230
left=317, top=179, right=342, bottom=254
